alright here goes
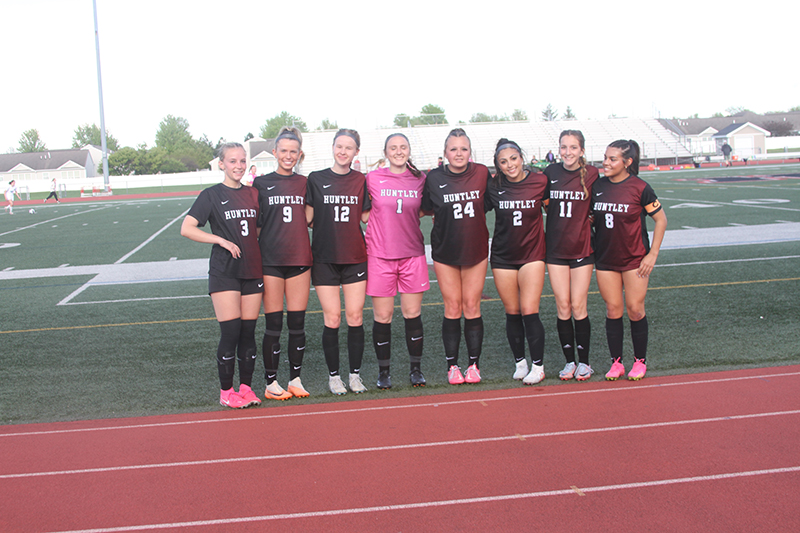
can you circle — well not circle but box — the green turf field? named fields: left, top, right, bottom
left=1, top=164, right=799, bottom=425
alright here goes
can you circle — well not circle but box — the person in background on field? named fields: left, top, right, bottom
left=544, top=130, right=599, bottom=382
left=243, top=165, right=257, bottom=187
left=421, top=128, right=490, bottom=385
left=485, top=139, right=549, bottom=385
left=545, top=150, right=556, bottom=164
left=43, top=177, right=60, bottom=204
left=594, top=139, right=667, bottom=381
left=4, top=180, right=21, bottom=214
left=364, top=133, right=428, bottom=390
left=721, top=141, right=733, bottom=167
left=180, top=142, right=263, bottom=409
left=253, top=127, right=313, bottom=400
left=306, top=129, right=372, bottom=395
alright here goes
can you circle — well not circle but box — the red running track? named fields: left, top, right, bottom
left=1, top=366, right=799, bottom=532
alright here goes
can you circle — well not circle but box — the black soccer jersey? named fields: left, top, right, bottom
left=485, top=171, right=548, bottom=265
left=253, top=172, right=313, bottom=267
left=187, top=183, right=262, bottom=280
left=306, top=168, right=371, bottom=264
left=422, top=163, right=490, bottom=266
left=543, top=163, right=599, bottom=260
left=592, top=175, right=662, bottom=271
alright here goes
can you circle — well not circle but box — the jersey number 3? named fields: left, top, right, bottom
left=240, top=220, right=249, bottom=236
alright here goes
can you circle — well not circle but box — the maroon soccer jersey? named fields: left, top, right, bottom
left=592, top=175, right=662, bottom=271
left=187, top=183, right=262, bottom=279
left=485, top=171, right=548, bottom=265
left=253, top=172, right=312, bottom=267
left=422, top=163, right=490, bottom=266
left=543, top=163, right=599, bottom=260
left=306, top=168, right=371, bottom=264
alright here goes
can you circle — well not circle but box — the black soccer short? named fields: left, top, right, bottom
left=312, top=261, right=368, bottom=286
left=546, top=254, right=595, bottom=268
left=263, top=265, right=311, bottom=280
left=208, top=275, right=263, bottom=295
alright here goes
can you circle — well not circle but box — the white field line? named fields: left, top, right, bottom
left=4, top=409, right=799, bottom=480
left=3, top=370, right=798, bottom=439
left=43, top=466, right=800, bottom=532
left=114, top=209, right=189, bottom=264
left=0, top=206, right=111, bottom=237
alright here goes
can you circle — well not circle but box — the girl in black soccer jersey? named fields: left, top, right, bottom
left=485, top=139, right=549, bottom=385
left=544, top=130, right=599, bottom=382
left=421, top=129, right=490, bottom=385
left=594, top=140, right=667, bottom=381
left=305, top=129, right=372, bottom=395
left=253, top=127, right=313, bottom=400
left=180, top=143, right=263, bottom=409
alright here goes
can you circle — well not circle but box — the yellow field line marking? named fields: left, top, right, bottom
left=1, top=277, right=798, bottom=335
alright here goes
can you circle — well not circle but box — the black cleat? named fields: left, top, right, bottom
left=377, top=369, right=392, bottom=389
left=409, top=368, right=426, bottom=387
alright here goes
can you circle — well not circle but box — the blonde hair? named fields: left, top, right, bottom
left=275, top=126, right=305, bottom=166
left=560, top=129, right=588, bottom=198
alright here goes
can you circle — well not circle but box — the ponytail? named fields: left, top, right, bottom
left=608, top=139, right=640, bottom=176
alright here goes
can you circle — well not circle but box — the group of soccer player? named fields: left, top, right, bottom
left=181, top=126, right=667, bottom=409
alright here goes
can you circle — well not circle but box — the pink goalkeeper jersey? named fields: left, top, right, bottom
left=364, top=166, right=426, bottom=259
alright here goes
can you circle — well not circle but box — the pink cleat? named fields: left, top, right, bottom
left=464, top=364, right=481, bottom=384
left=219, top=388, right=248, bottom=409
left=628, top=358, right=647, bottom=380
left=605, top=358, right=626, bottom=381
left=238, top=384, right=262, bottom=407
left=448, top=365, right=465, bottom=385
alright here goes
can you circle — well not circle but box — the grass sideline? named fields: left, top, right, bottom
left=1, top=163, right=799, bottom=425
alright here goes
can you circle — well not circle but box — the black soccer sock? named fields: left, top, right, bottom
left=348, top=324, right=365, bottom=374
left=557, top=318, right=576, bottom=363
left=505, top=313, right=526, bottom=363
left=464, top=316, right=484, bottom=368
left=237, top=319, right=258, bottom=387
left=322, top=326, right=340, bottom=376
left=405, top=315, right=424, bottom=371
left=575, top=316, right=591, bottom=365
left=630, top=316, right=648, bottom=363
left=286, top=311, right=306, bottom=381
left=442, top=317, right=461, bottom=369
left=606, top=317, right=624, bottom=362
left=373, top=321, right=392, bottom=371
left=523, top=313, right=545, bottom=367
left=216, top=318, right=241, bottom=391
left=262, top=311, right=283, bottom=384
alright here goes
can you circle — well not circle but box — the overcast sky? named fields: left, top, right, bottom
left=2, top=0, right=796, bottom=153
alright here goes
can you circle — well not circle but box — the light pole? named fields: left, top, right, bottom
left=93, top=0, right=110, bottom=193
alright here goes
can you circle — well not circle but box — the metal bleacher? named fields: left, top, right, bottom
left=295, top=117, right=692, bottom=173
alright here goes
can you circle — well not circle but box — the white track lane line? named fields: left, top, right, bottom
left=3, top=409, right=799, bottom=480
left=3, top=370, right=798, bottom=439
left=44, top=465, right=800, bottom=533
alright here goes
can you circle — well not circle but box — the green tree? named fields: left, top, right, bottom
left=243, top=132, right=254, bottom=142
left=318, top=118, right=338, bottom=131
left=712, top=112, right=724, bottom=118
left=155, top=115, right=194, bottom=155
left=72, top=123, right=120, bottom=151
left=511, top=109, right=528, bottom=121
left=259, top=111, right=308, bottom=139
left=108, top=146, right=138, bottom=175
left=562, top=106, right=576, bottom=120
left=725, top=106, right=749, bottom=116
left=790, top=106, right=800, bottom=112
left=393, top=114, right=412, bottom=127
left=418, top=104, right=447, bottom=125
left=541, top=104, right=558, bottom=121
left=470, top=113, right=509, bottom=123
left=18, top=129, right=47, bottom=152
left=762, top=120, right=796, bottom=137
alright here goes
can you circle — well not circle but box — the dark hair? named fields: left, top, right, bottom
left=217, top=142, right=245, bottom=160
left=275, top=126, right=305, bottom=166
left=492, top=138, right=525, bottom=187
left=559, top=130, right=588, bottom=198
left=333, top=128, right=360, bottom=149
left=383, top=133, right=421, bottom=178
left=608, top=139, right=640, bottom=176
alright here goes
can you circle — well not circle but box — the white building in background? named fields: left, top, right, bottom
left=0, top=148, right=98, bottom=185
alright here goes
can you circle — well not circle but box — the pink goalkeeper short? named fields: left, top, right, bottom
left=366, top=255, right=430, bottom=297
